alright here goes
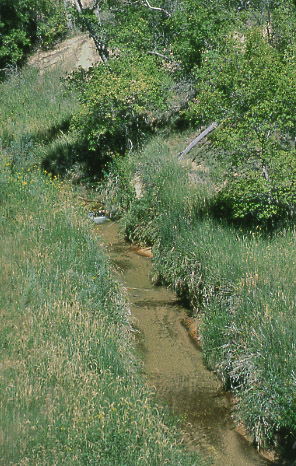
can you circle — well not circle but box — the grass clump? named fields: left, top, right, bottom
left=0, top=66, right=78, bottom=147
left=0, top=64, right=82, bottom=178
left=0, top=154, right=203, bottom=465
left=103, top=136, right=296, bottom=452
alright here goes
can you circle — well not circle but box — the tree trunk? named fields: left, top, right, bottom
left=73, top=0, right=109, bottom=65
left=64, top=1, right=73, bottom=30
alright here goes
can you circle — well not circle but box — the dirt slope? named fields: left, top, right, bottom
left=28, top=33, right=100, bottom=73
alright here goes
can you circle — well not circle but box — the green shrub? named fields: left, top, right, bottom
left=214, top=153, right=296, bottom=228
left=186, top=27, right=296, bottom=228
left=0, top=0, right=68, bottom=70
left=67, top=53, right=172, bottom=158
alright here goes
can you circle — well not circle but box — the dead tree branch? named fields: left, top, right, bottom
left=178, top=122, right=218, bottom=160
left=147, top=51, right=180, bottom=66
left=142, top=0, right=171, bottom=17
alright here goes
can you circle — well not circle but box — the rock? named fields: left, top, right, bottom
left=88, top=211, right=109, bottom=224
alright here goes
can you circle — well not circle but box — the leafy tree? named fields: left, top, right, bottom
left=0, top=0, right=33, bottom=68
left=0, top=0, right=68, bottom=70
left=35, top=0, right=69, bottom=49
left=186, top=29, right=296, bottom=226
left=67, top=0, right=237, bottom=162
left=168, top=0, right=234, bottom=75
left=67, top=53, right=172, bottom=160
left=268, top=1, right=296, bottom=55
left=66, top=0, right=178, bottom=169
left=105, top=0, right=172, bottom=54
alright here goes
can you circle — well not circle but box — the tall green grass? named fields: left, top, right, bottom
left=0, top=65, right=80, bottom=175
left=0, top=154, right=203, bottom=465
left=103, top=136, right=296, bottom=452
left=0, top=66, right=78, bottom=146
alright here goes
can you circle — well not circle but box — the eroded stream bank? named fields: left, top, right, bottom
left=98, top=221, right=275, bottom=466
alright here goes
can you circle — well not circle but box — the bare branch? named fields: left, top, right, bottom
left=262, top=165, right=270, bottom=182
left=178, top=122, right=218, bottom=160
left=147, top=51, right=180, bottom=66
left=73, top=0, right=83, bottom=14
left=142, top=0, right=171, bottom=17
left=89, top=0, right=102, bottom=25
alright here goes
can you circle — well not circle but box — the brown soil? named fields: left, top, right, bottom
left=28, top=33, right=100, bottom=73
left=182, top=316, right=201, bottom=343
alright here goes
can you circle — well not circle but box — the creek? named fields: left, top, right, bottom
left=98, top=220, right=275, bottom=466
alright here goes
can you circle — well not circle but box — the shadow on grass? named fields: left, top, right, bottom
left=41, top=133, right=112, bottom=182
left=32, top=117, right=71, bottom=144
left=1, top=117, right=72, bottom=150
left=272, top=432, right=296, bottom=466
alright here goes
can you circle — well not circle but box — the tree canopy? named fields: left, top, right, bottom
left=0, top=0, right=68, bottom=70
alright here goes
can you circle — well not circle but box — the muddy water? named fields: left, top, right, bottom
left=98, top=221, right=274, bottom=466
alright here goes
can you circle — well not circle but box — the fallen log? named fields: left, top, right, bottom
left=178, top=122, right=217, bottom=160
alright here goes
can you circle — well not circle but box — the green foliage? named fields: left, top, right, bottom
left=186, top=28, right=296, bottom=227
left=67, top=53, right=172, bottom=158
left=214, top=151, right=296, bottom=227
left=0, top=0, right=68, bottom=70
left=270, top=1, right=296, bottom=55
left=0, top=0, right=32, bottom=68
left=106, top=0, right=165, bottom=53
left=49, top=0, right=296, bottom=230
left=168, top=0, right=234, bottom=74
left=35, top=1, right=69, bottom=49
left=188, top=29, right=296, bottom=139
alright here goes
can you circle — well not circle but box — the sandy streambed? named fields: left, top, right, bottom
left=98, top=221, right=274, bottom=466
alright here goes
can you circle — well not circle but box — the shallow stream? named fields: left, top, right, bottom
left=98, top=221, right=276, bottom=466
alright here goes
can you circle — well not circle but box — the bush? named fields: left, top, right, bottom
left=67, top=53, right=172, bottom=159
left=0, top=0, right=68, bottom=71
left=214, top=152, right=296, bottom=228
left=186, top=27, right=296, bottom=228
